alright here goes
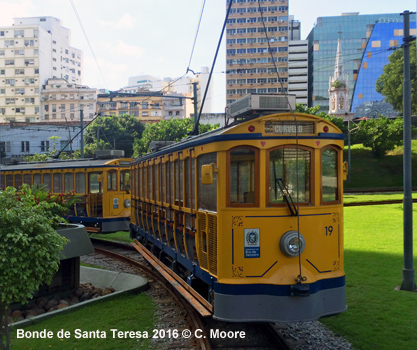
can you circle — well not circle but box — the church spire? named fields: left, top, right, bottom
left=328, top=30, right=353, bottom=120
left=334, top=30, right=344, bottom=81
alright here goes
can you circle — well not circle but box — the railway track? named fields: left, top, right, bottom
left=90, top=238, right=294, bottom=349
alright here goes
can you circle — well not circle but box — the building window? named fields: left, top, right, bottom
left=5, top=60, right=15, bottom=65
left=21, top=141, right=30, bottom=153
left=41, top=141, right=49, bottom=152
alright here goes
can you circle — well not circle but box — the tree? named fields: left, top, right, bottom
left=375, top=42, right=417, bottom=114
left=295, top=103, right=347, bottom=134
left=357, top=117, right=404, bottom=157
left=133, top=118, right=219, bottom=156
left=83, top=114, right=145, bottom=158
left=0, top=185, right=68, bottom=350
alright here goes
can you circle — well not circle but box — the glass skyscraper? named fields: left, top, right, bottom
left=307, top=13, right=416, bottom=117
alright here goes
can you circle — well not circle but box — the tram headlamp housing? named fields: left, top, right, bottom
left=124, top=199, right=131, bottom=208
left=280, top=230, right=306, bottom=257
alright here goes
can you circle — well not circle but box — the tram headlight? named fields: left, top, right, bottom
left=124, top=199, right=131, bottom=208
left=280, top=231, right=306, bottom=257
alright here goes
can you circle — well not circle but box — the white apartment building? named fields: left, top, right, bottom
left=42, top=78, right=97, bottom=122
left=288, top=40, right=308, bottom=105
left=0, top=17, right=83, bottom=123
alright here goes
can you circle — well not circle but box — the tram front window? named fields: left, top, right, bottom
left=121, top=170, right=131, bottom=191
left=269, top=148, right=311, bottom=205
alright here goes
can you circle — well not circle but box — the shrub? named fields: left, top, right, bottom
left=0, top=184, right=69, bottom=350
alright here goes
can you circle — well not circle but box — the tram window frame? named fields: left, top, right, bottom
left=227, top=146, right=259, bottom=207
left=64, top=172, right=75, bottom=192
left=1, top=174, right=5, bottom=189
left=121, top=169, right=130, bottom=192
left=53, top=173, right=63, bottom=193
left=76, top=172, right=86, bottom=194
left=197, top=152, right=218, bottom=212
left=321, top=146, right=340, bottom=204
left=33, top=173, right=41, bottom=186
left=23, top=174, right=32, bottom=186
left=43, top=173, right=52, bottom=191
left=6, top=174, right=13, bottom=188
left=107, top=170, right=117, bottom=191
left=15, top=174, right=22, bottom=188
left=148, top=163, right=153, bottom=201
left=184, top=157, right=190, bottom=208
left=153, top=163, right=157, bottom=202
left=168, top=160, right=174, bottom=205
left=143, top=164, right=148, bottom=200
left=161, top=162, right=166, bottom=204
left=88, top=172, right=102, bottom=194
left=267, top=146, right=313, bottom=207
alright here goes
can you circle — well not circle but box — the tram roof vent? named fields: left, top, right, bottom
left=95, top=149, right=125, bottom=159
left=228, top=93, right=296, bottom=119
left=149, top=141, right=177, bottom=152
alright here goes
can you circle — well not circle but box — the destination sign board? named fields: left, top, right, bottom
left=264, top=121, right=315, bottom=135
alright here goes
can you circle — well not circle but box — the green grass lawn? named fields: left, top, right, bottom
left=89, top=231, right=133, bottom=243
left=9, top=293, right=156, bottom=350
left=344, top=141, right=417, bottom=190
left=321, top=204, right=417, bottom=350
left=343, top=192, right=417, bottom=204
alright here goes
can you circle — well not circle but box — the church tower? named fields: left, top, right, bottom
left=329, top=31, right=353, bottom=120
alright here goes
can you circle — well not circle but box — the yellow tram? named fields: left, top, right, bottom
left=130, top=109, right=347, bottom=322
left=1, top=158, right=132, bottom=233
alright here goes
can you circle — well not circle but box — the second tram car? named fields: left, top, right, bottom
left=1, top=158, right=132, bottom=233
left=130, top=110, right=347, bottom=322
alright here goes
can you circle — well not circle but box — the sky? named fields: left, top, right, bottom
left=0, top=0, right=415, bottom=112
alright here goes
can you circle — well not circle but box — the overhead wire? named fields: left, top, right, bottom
left=257, top=0, right=305, bottom=283
left=186, top=0, right=207, bottom=75
left=69, top=0, right=108, bottom=88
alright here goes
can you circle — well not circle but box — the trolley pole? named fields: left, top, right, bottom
left=400, top=10, right=416, bottom=291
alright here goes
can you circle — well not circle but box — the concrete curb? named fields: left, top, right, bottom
left=9, top=267, right=148, bottom=328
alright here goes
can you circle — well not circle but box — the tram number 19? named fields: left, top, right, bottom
left=325, top=226, right=333, bottom=236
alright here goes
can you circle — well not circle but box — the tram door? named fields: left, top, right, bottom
left=88, top=172, right=103, bottom=217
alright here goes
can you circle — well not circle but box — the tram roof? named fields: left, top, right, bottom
left=134, top=112, right=343, bottom=162
left=1, top=158, right=131, bottom=171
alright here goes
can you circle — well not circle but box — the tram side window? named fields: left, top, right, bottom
left=1, top=175, right=5, bottom=189
left=197, top=152, right=217, bottom=212
left=23, top=174, right=32, bottom=186
left=43, top=174, right=52, bottom=191
left=15, top=174, right=22, bottom=189
left=89, top=173, right=102, bottom=194
left=108, top=171, right=117, bottom=191
left=269, top=148, right=311, bottom=205
left=160, top=163, right=165, bottom=203
left=121, top=170, right=130, bottom=191
left=229, top=147, right=258, bottom=206
left=184, top=158, right=190, bottom=208
left=322, top=148, right=338, bottom=203
left=33, top=173, right=41, bottom=186
left=6, top=174, right=13, bottom=188
left=53, top=173, right=62, bottom=193
left=64, top=173, right=74, bottom=192
left=76, top=173, right=86, bottom=193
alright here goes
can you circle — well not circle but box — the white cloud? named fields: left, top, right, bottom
left=99, top=13, right=135, bottom=29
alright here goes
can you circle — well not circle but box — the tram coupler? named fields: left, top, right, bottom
left=290, top=283, right=310, bottom=297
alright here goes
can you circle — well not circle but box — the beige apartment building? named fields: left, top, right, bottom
left=225, top=0, right=289, bottom=105
left=97, top=92, right=165, bottom=123
left=41, top=78, right=97, bottom=122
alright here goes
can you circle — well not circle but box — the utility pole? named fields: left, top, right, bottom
left=80, top=108, right=84, bottom=159
left=192, top=82, right=198, bottom=128
left=400, top=10, right=416, bottom=292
